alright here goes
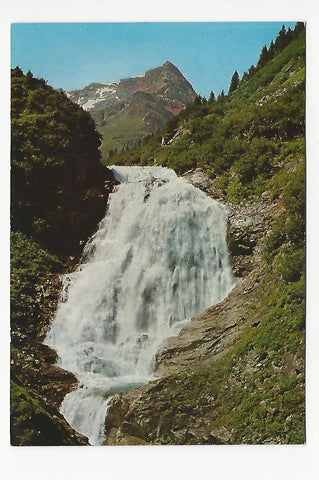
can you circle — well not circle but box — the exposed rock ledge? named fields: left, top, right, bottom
left=104, top=169, right=283, bottom=445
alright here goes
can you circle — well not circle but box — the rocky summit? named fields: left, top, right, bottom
left=66, top=61, right=197, bottom=160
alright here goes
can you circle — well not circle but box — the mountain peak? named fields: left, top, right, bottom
left=163, top=60, right=176, bottom=68
left=66, top=62, right=197, bottom=160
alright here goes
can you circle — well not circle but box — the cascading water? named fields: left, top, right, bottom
left=45, top=166, right=236, bottom=445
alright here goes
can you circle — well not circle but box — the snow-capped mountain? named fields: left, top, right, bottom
left=66, top=61, right=197, bottom=159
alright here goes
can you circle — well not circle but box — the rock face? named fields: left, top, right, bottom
left=226, top=195, right=282, bottom=277
left=10, top=377, right=89, bottom=446
left=103, top=169, right=288, bottom=446
left=67, top=61, right=197, bottom=159
left=184, top=169, right=282, bottom=277
left=10, top=269, right=88, bottom=445
left=68, top=61, right=196, bottom=115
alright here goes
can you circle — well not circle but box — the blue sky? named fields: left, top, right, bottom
left=12, top=22, right=297, bottom=98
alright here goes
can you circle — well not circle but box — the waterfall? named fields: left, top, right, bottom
left=45, top=166, right=235, bottom=445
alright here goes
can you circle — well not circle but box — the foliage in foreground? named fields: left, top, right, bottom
left=10, top=231, right=62, bottom=335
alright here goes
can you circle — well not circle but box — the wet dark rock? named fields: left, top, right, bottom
left=11, top=376, right=89, bottom=446
left=104, top=390, right=148, bottom=445
left=184, top=168, right=225, bottom=199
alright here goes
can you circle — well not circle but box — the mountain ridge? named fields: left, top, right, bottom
left=66, top=61, right=197, bottom=159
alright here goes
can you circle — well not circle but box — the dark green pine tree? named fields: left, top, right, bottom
left=293, top=22, right=305, bottom=39
left=25, top=70, right=34, bottom=87
left=208, top=90, right=216, bottom=103
left=228, top=71, right=240, bottom=94
left=257, top=45, right=269, bottom=69
left=217, top=89, right=226, bottom=102
left=268, top=40, right=275, bottom=60
left=241, top=71, right=249, bottom=82
left=286, top=27, right=293, bottom=43
left=248, top=65, right=257, bottom=77
left=194, top=95, right=203, bottom=106
left=275, top=25, right=288, bottom=51
left=12, top=65, right=24, bottom=77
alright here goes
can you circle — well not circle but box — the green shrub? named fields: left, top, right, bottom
left=280, top=249, right=305, bottom=283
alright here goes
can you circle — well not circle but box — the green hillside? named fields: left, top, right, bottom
left=11, top=67, right=113, bottom=257
left=94, top=92, right=173, bottom=160
left=10, top=68, right=114, bottom=445
left=109, top=23, right=306, bottom=444
left=114, top=24, right=305, bottom=199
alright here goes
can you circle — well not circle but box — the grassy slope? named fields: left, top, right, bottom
left=108, top=25, right=306, bottom=444
left=94, top=96, right=174, bottom=161
left=145, top=258, right=305, bottom=444
left=97, top=116, right=146, bottom=160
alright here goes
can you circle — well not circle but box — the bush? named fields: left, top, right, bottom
left=280, top=249, right=305, bottom=283
left=282, top=163, right=305, bottom=246
left=234, top=137, right=277, bottom=184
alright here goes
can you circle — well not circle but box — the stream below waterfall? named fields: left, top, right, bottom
left=45, top=166, right=236, bottom=445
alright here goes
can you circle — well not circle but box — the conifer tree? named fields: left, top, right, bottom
left=257, top=45, right=269, bottom=69
left=25, top=70, right=34, bottom=87
left=293, top=22, right=305, bottom=39
left=268, top=40, right=275, bottom=60
left=208, top=90, right=216, bottom=103
left=11, top=66, right=23, bottom=77
left=194, top=95, right=203, bottom=106
left=286, top=27, right=293, bottom=43
left=248, top=65, right=256, bottom=77
left=217, top=89, right=226, bottom=102
left=228, top=71, right=240, bottom=94
left=241, top=71, right=249, bottom=82
left=275, top=25, right=288, bottom=51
